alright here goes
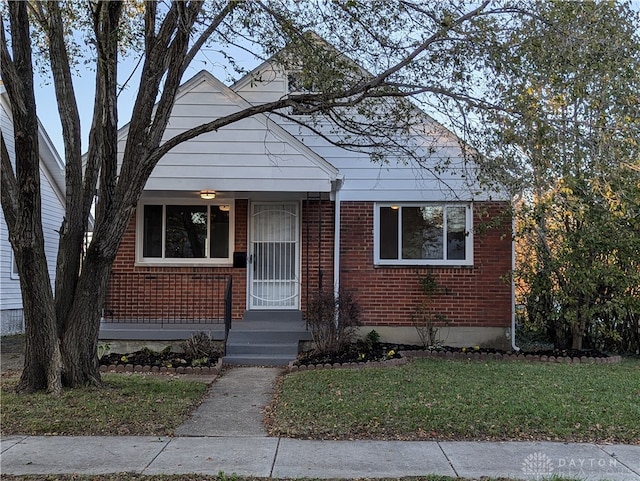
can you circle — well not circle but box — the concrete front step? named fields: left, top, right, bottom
left=225, top=342, right=299, bottom=356
left=223, top=310, right=310, bottom=366
left=227, top=330, right=310, bottom=343
left=242, top=310, right=303, bottom=323
left=223, top=354, right=295, bottom=366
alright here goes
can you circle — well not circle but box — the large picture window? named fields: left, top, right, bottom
left=138, top=201, right=233, bottom=264
left=375, top=203, right=472, bottom=266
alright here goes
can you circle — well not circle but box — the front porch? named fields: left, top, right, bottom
left=99, top=268, right=311, bottom=364
left=99, top=309, right=312, bottom=366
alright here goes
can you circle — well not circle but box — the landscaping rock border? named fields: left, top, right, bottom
left=402, top=350, right=622, bottom=364
left=288, top=357, right=409, bottom=371
left=287, top=350, right=621, bottom=371
left=99, top=356, right=223, bottom=375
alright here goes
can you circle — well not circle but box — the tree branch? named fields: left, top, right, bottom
left=182, top=0, right=237, bottom=70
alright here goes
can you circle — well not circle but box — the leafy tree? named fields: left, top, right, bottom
left=480, top=1, right=640, bottom=351
left=1, top=0, right=520, bottom=393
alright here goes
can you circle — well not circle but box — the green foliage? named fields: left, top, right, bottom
left=306, top=289, right=361, bottom=355
left=355, top=330, right=381, bottom=356
left=480, top=1, right=640, bottom=352
left=96, top=343, right=111, bottom=360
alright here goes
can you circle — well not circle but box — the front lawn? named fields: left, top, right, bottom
left=0, top=373, right=209, bottom=435
left=267, top=358, right=640, bottom=443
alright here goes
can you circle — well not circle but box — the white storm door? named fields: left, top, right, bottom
left=249, top=203, right=300, bottom=309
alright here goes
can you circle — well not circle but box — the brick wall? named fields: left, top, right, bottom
left=339, top=201, right=512, bottom=328
left=107, top=198, right=511, bottom=328
left=300, top=198, right=335, bottom=315
left=107, top=200, right=248, bottom=321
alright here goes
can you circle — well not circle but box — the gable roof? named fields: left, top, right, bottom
left=175, top=70, right=340, bottom=180
left=116, top=69, right=341, bottom=194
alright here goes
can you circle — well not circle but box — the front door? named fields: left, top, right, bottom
left=249, top=202, right=300, bottom=309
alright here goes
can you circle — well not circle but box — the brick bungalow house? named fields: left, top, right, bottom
left=100, top=60, right=513, bottom=364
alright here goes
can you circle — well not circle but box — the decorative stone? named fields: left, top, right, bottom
left=134, top=365, right=143, bottom=372
left=151, top=366, right=159, bottom=373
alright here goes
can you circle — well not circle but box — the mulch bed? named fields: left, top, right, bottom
left=99, top=350, right=222, bottom=375
left=289, top=343, right=621, bottom=371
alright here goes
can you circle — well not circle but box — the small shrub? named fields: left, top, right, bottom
left=412, top=271, right=449, bottom=347
left=306, top=289, right=361, bottom=355
left=97, top=343, right=111, bottom=360
left=355, top=329, right=380, bottom=355
left=181, top=332, right=217, bottom=359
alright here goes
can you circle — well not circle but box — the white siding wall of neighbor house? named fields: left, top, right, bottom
left=0, top=102, right=65, bottom=336
left=0, top=102, right=22, bottom=332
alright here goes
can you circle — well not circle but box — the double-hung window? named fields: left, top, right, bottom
left=137, top=201, right=234, bottom=265
left=10, top=252, right=19, bottom=279
left=374, top=203, right=472, bottom=266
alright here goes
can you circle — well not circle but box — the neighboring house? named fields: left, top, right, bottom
left=0, top=85, right=66, bottom=336
left=102, top=59, right=513, bottom=361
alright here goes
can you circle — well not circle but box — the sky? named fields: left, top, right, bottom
left=34, top=45, right=261, bottom=159
left=32, top=1, right=640, bottom=161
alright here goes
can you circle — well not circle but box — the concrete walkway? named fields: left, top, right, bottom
left=2, top=435, right=639, bottom=479
left=2, top=367, right=639, bottom=480
left=175, top=366, right=282, bottom=437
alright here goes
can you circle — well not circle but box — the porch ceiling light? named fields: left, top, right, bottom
left=219, top=205, right=231, bottom=212
left=200, top=190, right=216, bottom=200
left=390, top=205, right=399, bottom=210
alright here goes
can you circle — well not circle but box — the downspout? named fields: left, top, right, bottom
left=511, top=212, right=520, bottom=352
left=332, top=176, right=344, bottom=302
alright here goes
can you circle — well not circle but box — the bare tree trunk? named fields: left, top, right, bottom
left=15, top=250, right=62, bottom=395
left=571, top=302, right=587, bottom=350
left=59, top=258, right=112, bottom=387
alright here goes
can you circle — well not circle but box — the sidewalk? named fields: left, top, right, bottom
left=2, top=435, right=639, bottom=479
left=1, top=366, right=639, bottom=479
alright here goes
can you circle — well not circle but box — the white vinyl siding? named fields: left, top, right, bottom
left=0, top=102, right=21, bottom=310
left=123, top=75, right=337, bottom=193
left=281, top=118, right=486, bottom=202
left=0, top=101, right=64, bottom=313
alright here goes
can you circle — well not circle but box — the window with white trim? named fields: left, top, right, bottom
left=374, top=203, right=473, bottom=266
left=137, top=200, right=234, bottom=264
left=10, top=251, right=19, bottom=279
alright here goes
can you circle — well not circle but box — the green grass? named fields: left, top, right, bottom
left=0, top=373, right=209, bottom=435
left=267, top=358, right=640, bottom=443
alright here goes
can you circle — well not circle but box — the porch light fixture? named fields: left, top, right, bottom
left=219, top=205, right=231, bottom=212
left=200, top=190, right=216, bottom=200
left=390, top=205, right=399, bottom=210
